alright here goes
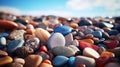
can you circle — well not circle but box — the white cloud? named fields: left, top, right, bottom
left=0, top=6, right=72, bottom=17
left=66, top=0, right=120, bottom=10
left=0, top=6, right=22, bottom=15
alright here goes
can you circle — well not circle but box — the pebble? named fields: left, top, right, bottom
left=75, top=56, right=95, bottom=67
left=37, top=51, right=50, bottom=60
left=37, top=23, right=47, bottom=29
left=98, top=46, right=106, bottom=54
left=78, top=19, right=92, bottom=26
left=83, top=28, right=94, bottom=34
left=100, top=51, right=115, bottom=58
left=108, top=29, right=119, bottom=35
left=0, top=33, right=9, bottom=38
left=67, top=45, right=80, bottom=54
left=39, top=45, right=48, bottom=53
left=92, top=31, right=102, bottom=38
left=71, top=39, right=79, bottom=46
left=65, top=33, right=73, bottom=46
left=14, top=58, right=25, bottom=65
left=52, top=56, right=68, bottom=67
left=116, top=34, right=120, bottom=41
left=54, top=26, right=72, bottom=35
left=83, top=47, right=100, bottom=59
left=13, top=46, right=34, bottom=58
left=99, top=22, right=113, bottom=28
left=105, top=40, right=119, bottom=49
left=25, top=37, right=40, bottom=50
left=26, top=24, right=34, bottom=29
left=0, top=37, right=6, bottom=46
left=0, top=56, right=13, bottom=66
left=7, top=62, right=23, bottom=67
left=48, top=33, right=65, bottom=49
left=39, top=63, right=53, bottom=67
left=79, top=41, right=98, bottom=51
left=104, top=62, right=120, bottom=67
left=52, top=46, right=75, bottom=57
left=107, top=47, right=120, bottom=57
left=8, top=40, right=24, bottom=53
left=69, top=22, right=79, bottom=29
left=9, top=30, right=26, bottom=40
left=35, top=28, right=50, bottom=42
left=24, top=55, right=42, bottom=67
left=0, top=50, right=8, bottom=56
left=0, top=20, right=18, bottom=29
left=26, top=29, right=36, bottom=36
left=81, top=39, right=94, bottom=44
left=68, top=56, right=75, bottom=67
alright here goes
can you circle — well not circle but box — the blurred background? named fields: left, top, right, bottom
left=0, top=0, right=120, bottom=17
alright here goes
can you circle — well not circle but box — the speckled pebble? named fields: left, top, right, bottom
left=25, top=37, right=40, bottom=50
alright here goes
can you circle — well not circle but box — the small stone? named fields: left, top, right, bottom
left=109, top=29, right=119, bottom=35
left=25, top=37, right=40, bottom=50
left=13, top=46, right=34, bottom=58
left=65, top=33, right=73, bottom=46
left=69, top=22, right=79, bottom=29
left=78, top=19, right=92, bottom=26
left=81, top=39, right=94, bottom=44
left=24, top=55, right=42, bottom=67
left=7, top=62, right=23, bottom=67
left=98, top=46, right=106, bottom=54
left=26, top=24, right=34, bottom=29
left=71, top=39, right=79, bottom=46
left=37, top=51, right=50, bottom=60
left=37, top=23, right=47, bottom=29
left=0, top=20, right=18, bottom=30
left=54, top=26, right=72, bottom=35
left=0, top=37, right=6, bottom=46
left=52, top=56, right=68, bottom=67
left=48, top=33, right=65, bottom=49
left=39, top=45, right=48, bottom=53
left=105, top=40, right=119, bottom=49
left=100, top=51, right=115, bottom=58
left=92, top=31, right=102, bottom=38
left=14, top=58, right=25, bottom=65
left=68, top=56, right=75, bottom=67
left=0, top=33, right=9, bottom=38
left=0, top=50, right=8, bottom=56
left=8, top=40, right=24, bottom=53
left=0, top=56, right=13, bottom=66
left=52, top=46, right=75, bottom=57
left=67, top=45, right=80, bottom=54
left=107, top=47, right=120, bottom=57
left=75, top=56, right=95, bottom=67
left=83, top=28, right=94, bottom=34
left=39, top=63, right=53, bottom=67
left=104, top=62, right=120, bottom=67
left=83, top=47, right=100, bottom=59
left=35, top=28, right=50, bottom=42
left=9, top=30, right=26, bottom=40
left=99, top=22, right=113, bottom=28
left=116, top=34, right=120, bottom=41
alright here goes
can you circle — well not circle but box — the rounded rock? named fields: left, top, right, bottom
left=0, top=37, right=6, bottom=46
left=83, top=47, right=100, bottom=59
left=35, top=28, right=50, bottom=42
left=52, top=46, right=75, bottom=57
left=48, top=33, right=65, bottom=49
left=0, top=56, right=13, bottom=66
left=0, top=50, right=8, bottom=56
left=54, top=26, right=72, bottom=35
left=24, top=55, right=42, bottom=67
left=14, top=58, right=25, bottom=65
left=75, top=56, right=95, bottom=67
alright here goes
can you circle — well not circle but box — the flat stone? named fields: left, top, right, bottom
left=24, top=55, right=42, bottom=67
left=54, top=26, right=72, bottom=35
left=35, top=28, right=50, bottom=42
left=75, top=56, right=95, bottom=67
left=8, top=40, right=24, bottom=53
left=9, top=30, right=26, bottom=40
left=48, top=33, right=65, bottom=49
left=65, top=33, right=73, bottom=46
left=83, top=47, right=100, bottom=59
left=52, top=46, right=75, bottom=57
left=52, top=56, right=68, bottom=67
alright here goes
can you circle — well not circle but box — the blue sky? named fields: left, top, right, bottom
left=0, top=0, right=120, bottom=17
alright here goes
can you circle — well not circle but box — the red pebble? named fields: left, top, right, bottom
left=40, top=45, right=48, bottom=53
left=96, top=56, right=111, bottom=67
left=79, top=41, right=98, bottom=51
left=29, top=21, right=39, bottom=27
left=106, top=40, right=119, bottom=49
